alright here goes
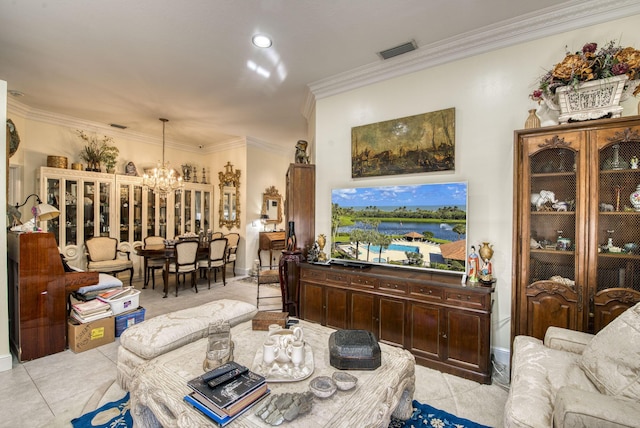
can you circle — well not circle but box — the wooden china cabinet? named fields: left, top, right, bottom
left=285, top=163, right=315, bottom=257
left=512, top=116, right=640, bottom=342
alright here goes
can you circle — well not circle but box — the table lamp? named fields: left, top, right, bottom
left=16, top=193, right=60, bottom=230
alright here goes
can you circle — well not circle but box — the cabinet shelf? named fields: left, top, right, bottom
left=598, top=252, right=640, bottom=260
left=530, top=249, right=575, bottom=256
left=530, top=211, right=575, bottom=215
left=531, top=171, right=576, bottom=178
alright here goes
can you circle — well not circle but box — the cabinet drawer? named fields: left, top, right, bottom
left=410, top=284, right=443, bottom=301
left=378, top=280, right=408, bottom=295
left=301, top=268, right=325, bottom=281
left=351, top=275, right=378, bottom=289
left=326, top=272, right=349, bottom=285
left=444, top=290, right=487, bottom=309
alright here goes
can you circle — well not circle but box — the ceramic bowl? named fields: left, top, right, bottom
left=332, top=372, right=357, bottom=391
left=623, top=243, right=639, bottom=254
left=309, top=376, right=337, bottom=398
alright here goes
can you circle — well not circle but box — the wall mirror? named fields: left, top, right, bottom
left=261, top=186, right=282, bottom=226
left=218, top=161, right=241, bottom=229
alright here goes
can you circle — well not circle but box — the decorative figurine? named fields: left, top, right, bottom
left=467, top=245, right=479, bottom=283
left=202, top=167, right=207, bottom=184
left=295, top=140, right=310, bottom=164
left=125, top=161, right=139, bottom=176
left=317, top=234, right=327, bottom=262
left=631, top=156, right=639, bottom=169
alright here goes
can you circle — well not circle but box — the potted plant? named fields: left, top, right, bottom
left=530, top=41, right=640, bottom=123
left=77, top=130, right=118, bottom=172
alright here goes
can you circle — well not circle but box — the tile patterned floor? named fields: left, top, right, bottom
left=0, top=274, right=508, bottom=428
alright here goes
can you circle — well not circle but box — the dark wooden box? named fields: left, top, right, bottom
left=329, top=330, right=381, bottom=370
left=252, top=311, right=289, bottom=331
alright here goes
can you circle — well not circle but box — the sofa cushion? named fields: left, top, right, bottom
left=580, top=302, right=640, bottom=400
left=119, top=299, right=257, bottom=360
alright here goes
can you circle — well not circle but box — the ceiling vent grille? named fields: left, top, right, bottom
left=378, top=40, right=417, bottom=60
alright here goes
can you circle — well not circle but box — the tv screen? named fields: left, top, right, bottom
left=331, top=182, right=467, bottom=274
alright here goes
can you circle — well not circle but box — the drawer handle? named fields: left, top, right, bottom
left=394, top=284, right=398, bottom=289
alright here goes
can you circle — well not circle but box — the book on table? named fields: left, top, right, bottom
left=190, top=383, right=269, bottom=417
left=183, top=390, right=269, bottom=427
left=186, top=362, right=267, bottom=412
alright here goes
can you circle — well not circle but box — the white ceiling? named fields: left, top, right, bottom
left=2, top=0, right=639, bottom=151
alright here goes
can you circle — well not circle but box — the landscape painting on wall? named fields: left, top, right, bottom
left=351, top=108, right=455, bottom=178
left=331, top=182, right=467, bottom=274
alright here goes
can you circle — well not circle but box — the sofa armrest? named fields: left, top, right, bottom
left=554, top=386, right=640, bottom=427
left=544, top=326, right=594, bottom=354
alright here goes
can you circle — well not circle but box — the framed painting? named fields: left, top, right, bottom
left=351, top=107, right=455, bottom=178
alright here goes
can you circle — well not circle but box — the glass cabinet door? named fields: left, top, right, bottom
left=133, top=185, right=142, bottom=242
left=83, top=181, right=96, bottom=242
left=147, top=189, right=157, bottom=237
left=184, top=190, right=192, bottom=233
left=99, top=182, right=110, bottom=236
left=159, top=193, right=167, bottom=238
left=194, top=191, right=202, bottom=233
left=204, top=190, right=211, bottom=232
left=174, top=190, right=182, bottom=238
left=120, top=185, right=130, bottom=242
left=593, top=128, right=640, bottom=330
left=46, top=178, right=62, bottom=243
left=520, top=132, right=586, bottom=338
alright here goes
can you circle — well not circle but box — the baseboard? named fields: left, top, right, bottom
left=0, top=352, right=13, bottom=372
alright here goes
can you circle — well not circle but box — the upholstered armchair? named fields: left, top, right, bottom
left=85, top=236, right=134, bottom=286
left=504, top=302, right=640, bottom=427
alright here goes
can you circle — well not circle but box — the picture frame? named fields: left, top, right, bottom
left=351, top=108, right=455, bottom=178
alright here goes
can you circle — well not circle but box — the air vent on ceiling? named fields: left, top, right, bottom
left=378, top=40, right=417, bottom=60
left=110, top=123, right=127, bottom=129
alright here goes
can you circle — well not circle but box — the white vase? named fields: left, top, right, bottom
left=630, top=184, right=640, bottom=212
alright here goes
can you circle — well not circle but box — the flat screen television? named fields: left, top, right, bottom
left=331, top=182, right=467, bottom=274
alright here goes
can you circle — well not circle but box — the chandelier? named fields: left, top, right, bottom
left=143, top=118, right=184, bottom=195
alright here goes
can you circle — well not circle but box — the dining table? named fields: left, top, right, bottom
left=134, top=242, right=209, bottom=298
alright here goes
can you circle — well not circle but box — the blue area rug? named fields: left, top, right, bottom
left=388, top=400, right=491, bottom=428
left=71, top=393, right=131, bottom=428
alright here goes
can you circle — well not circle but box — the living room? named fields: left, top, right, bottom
left=2, top=2, right=640, bottom=427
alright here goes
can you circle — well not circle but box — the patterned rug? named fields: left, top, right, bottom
left=388, top=400, right=491, bottom=428
left=71, top=393, right=131, bottom=428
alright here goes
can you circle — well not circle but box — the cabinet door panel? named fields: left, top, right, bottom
left=300, top=282, right=323, bottom=324
left=408, top=303, right=442, bottom=359
left=350, top=291, right=375, bottom=333
left=525, top=282, right=578, bottom=339
left=378, top=297, right=405, bottom=347
left=445, top=309, right=486, bottom=371
left=325, top=287, right=347, bottom=330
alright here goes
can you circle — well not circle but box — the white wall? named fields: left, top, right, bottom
left=314, top=14, right=640, bottom=360
left=1, top=79, right=10, bottom=372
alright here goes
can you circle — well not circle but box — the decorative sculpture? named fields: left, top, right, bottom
left=295, top=140, right=310, bottom=164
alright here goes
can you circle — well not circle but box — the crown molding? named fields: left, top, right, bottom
left=246, top=136, right=293, bottom=157
left=307, top=0, right=640, bottom=100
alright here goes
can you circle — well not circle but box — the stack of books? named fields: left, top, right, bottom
left=70, top=298, right=113, bottom=323
left=184, top=362, right=269, bottom=426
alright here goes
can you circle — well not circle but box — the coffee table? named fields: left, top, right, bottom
left=129, top=320, right=415, bottom=427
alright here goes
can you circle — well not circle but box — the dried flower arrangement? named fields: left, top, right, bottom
left=530, top=41, right=640, bottom=103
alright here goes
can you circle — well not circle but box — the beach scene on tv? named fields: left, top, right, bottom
left=331, top=182, right=467, bottom=272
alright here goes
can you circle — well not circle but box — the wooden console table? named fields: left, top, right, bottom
left=258, top=231, right=286, bottom=268
left=299, top=262, right=494, bottom=384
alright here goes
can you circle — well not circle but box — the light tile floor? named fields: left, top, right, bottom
left=0, top=273, right=508, bottom=428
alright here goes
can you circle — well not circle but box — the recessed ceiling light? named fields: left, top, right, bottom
left=252, top=34, right=272, bottom=48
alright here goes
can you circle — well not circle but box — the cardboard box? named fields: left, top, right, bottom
left=252, top=311, right=288, bottom=331
left=115, top=306, right=146, bottom=337
left=68, top=316, right=115, bottom=353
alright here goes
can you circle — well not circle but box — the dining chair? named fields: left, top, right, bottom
left=197, top=237, right=228, bottom=289
left=224, top=233, right=240, bottom=276
left=85, top=236, right=134, bottom=286
left=164, top=240, right=199, bottom=296
left=143, top=235, right=165, bottom=289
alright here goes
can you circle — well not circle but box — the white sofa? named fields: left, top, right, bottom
left=116, top=299, right=258, bottom=390
left=504, top=302, right=640, bottom=427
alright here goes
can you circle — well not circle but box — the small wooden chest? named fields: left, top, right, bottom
left=251, top=311, right=289, bottom=331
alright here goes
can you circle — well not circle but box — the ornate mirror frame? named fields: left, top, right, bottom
left=218, top=161, right=241, bottom=229
left=261, top=186, right=282, bottom=225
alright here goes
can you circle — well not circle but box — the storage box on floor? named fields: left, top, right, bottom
left=115, top=306, right=146, bottom=337
left=68, top=316, right=115, bottom=353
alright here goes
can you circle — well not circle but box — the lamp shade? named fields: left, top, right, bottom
left=36, top=203, right=60, bottom=221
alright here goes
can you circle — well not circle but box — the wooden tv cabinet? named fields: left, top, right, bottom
left=299, top=262, right=494, bottom=384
